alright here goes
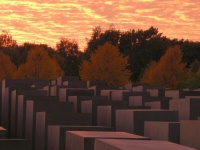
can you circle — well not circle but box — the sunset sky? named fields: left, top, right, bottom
left=0, top=0, right=199, bottom=51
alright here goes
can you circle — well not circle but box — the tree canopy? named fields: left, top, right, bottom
left=15, top=46, right=64, bottom=80
left=0, top=31, right=17, bottom=47
left=0, top=27, right=200, bottom=89
left=0, top=51, right=16, bottom=80
left=79, top=42, right=131, bottom=87
left=56, top=38, right=82, bottom=76
left=140, top=45, right=191, bottom=89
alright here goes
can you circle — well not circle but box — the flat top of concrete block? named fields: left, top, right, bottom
left=180, top=120, right=200, bottom=123
left=95, top=139, right=196, bottom=150
left=145, top=121, right=180, bottom=124
left=67, top=131, right=149, bottom=139
left=0, top=127, right=6, bottom=131
left=116, top=109, right=177, bottom=112
left=0, top=139, right=30, bottom=141
left=50, top=125, right=112, bottom=128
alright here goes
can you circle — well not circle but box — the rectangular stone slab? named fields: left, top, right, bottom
left=25, top=99, right=73, bottom=149
left=89, top=84, right=118, bottom=96
left=144, top=121, right=180, bottom=143
left=0, top=127, right=7, bottom=138
left=59, top=88, right=94, bottom=102
left=0, top=139, right=31, bottom=150
left=16, top=92, right=48, bottom=138
left=35, top=111, right=92, bottom=150
left=47, top=125, right=114, bottom=150
left=180, top=120, right=200, bottom=150
left=97, top=102, right=150, bottom=129
left=1, top=86, right=33, bottom=136
left=94, top=139, right=196, bottom=150
left=10, top=89, right=47, bottom=138
left=68, top=96, right=108, bottom=113
left=121, top=91, right=150, bottom=107
left=170, top=98, right=200, bottom=120
left=81, top=99, right=110, bottom=125
left=145, top=100, right=169, bottom=109
left=165, top=90, right=200, bottom=99
left=1, top=79, right=48, bottom=137
left=66, top=131, right=149, bottom=150
left=56, top=76, right=80, bottom=86
left=116, top=109, right=179, bottom=136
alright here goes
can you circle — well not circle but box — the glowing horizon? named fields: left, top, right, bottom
left=0, top=0, right=199, bottom=50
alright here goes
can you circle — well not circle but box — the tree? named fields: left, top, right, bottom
left=179, top=40, right=200, bottom=67
left=0, top=31, right=17, bottom=47
left=85, top=25, right=121, bottom=56
left=180, top=74, right=200, bottom=89
left=79, top=42, right=131, bottom=87
left=140, top=45, right=190, bottom=89
left=56, top=38, right=81, bottom=76
left=179, top=60, right=200, bottom=89
left=15, top=46, right=64, bottom=80
left=0, top=51, right=16, bottom=80
left=85, top=26, right=103, bottom=55
left=119, top=27, right=172, bottom=82
left=139, top=61, right=157, bottom=84
left=190, top=60, right=200, bottom=74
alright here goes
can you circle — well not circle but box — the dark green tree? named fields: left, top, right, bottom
left=85, top=25, right=121, bottom=57
left=179, top=40, right=200, bottom=67
left=119, top=26, right=172, bottom=82
left=56, top=38, right=81, bottom=75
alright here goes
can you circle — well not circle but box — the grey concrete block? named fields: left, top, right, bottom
left=49, top=85, right=70, bottom=97
left=132, top=85, right=165, bottom=97
left=97, top=102, right=150, bottom=129
left=11, top=90, right=47, bottom=138
left=68, top=96, right=108, bottom=113
left=0, top=127, right=7, bottom=138
left=144, top=121, right=180, bottom=143
left=170, top=98, right=200, bottom=120
left=35, top=112, right=92, bottom=150
left=89, top=84, right=118, bottom=96
left=56, top=76, right=80, bottom=86
left=81, top=99, right=110, bottom=125
left=0, top=139, right=31, bottom=150
left=59, top=88, right=94, bottom=102
left=66, top=131, right=149, bottom=150
left=121, top=91, right=167, bottom=107
left=86, top=81, right=106, bottom=88
left=110, top=90, right=130, bottom=101
left=1, top=79, right=48, bottom=137
left=145, top=100, right=169, bottom=109
left=47, top=125, right=113, bottom=150
left=165, top=90, right=200, bottom=99
left=116, top=109, right=179, bottom=136
left=94, top=139, right=196, bottom=150
left=25, top=98, right=73, bottom=149
left=180, top=120, right=200, bottom=150
left=97, top=101, right=131, bottom=128
left=56, top=76, right=88, bottom=88
left=16, top=92, right=47, bottom=138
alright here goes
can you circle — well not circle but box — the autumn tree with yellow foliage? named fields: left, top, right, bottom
left=0, top=51, right=16, bottom=80
left=140, top=45, right=190, bottom=89
left=15, top=46, right=64, bottom=80
left=79, top=42, right=131, bottom=87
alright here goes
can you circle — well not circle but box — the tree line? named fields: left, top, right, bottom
left=0, top=26, right=200, bottom=89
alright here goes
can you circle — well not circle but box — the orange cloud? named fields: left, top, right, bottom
left=0, top=0, right=199, bottom=51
